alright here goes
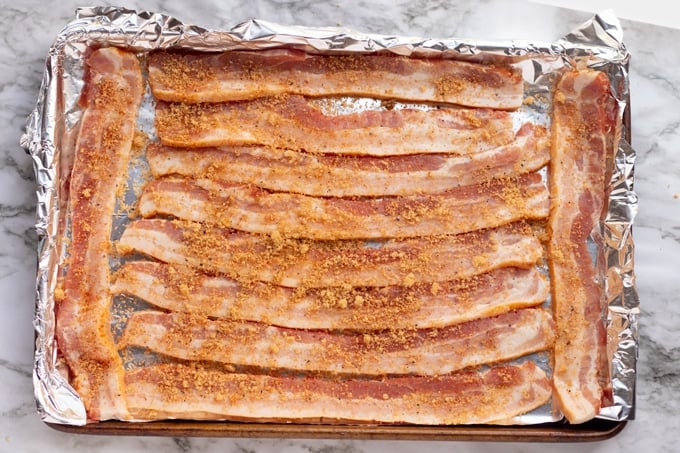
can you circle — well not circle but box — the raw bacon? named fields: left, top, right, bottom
left=116, top=219, right=544, bottom=288
left=54, top=47, right=143, bottom=421
left=147, top=122, right=549, bottom=197
left=112, top=262, right=549, bottom=330
left=119, top=308, right=555, bottom=376
left=52, top=40, right=586, bottom=426
left=147, top=49, right=524, bottom=109
left=138, top=172, right=549, bottom=239
left=154, top=95, right=514, bottom=154
left=549, top=69, right=618, bottom=424
left=124, top=361, right=553, bottom=424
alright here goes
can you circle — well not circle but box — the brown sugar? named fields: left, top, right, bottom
left=155, top=53, right=217, bottom=92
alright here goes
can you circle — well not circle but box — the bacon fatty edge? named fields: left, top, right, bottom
left=122, top=361, right=552, bottom=424
left=548, top=69, right=618, bottom=424
left=147, top=50, right=525, bottom=109
left=54, top=47, right=144, bottom=422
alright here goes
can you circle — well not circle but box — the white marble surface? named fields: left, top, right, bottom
left=530, top=0, right=680, bottom=29
left=1, top=0, right=678, bottom=451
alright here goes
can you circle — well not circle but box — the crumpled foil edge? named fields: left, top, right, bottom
left=21, top=6, right=639, bottom=426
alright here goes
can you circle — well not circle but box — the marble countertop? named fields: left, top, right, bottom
left=2, top=0, right=678, bottom=451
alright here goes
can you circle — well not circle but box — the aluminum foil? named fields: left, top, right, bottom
left=21, top=6, right=639, bottom=427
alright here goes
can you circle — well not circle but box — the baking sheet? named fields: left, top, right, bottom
left=22, top=6, right=638, bottom=432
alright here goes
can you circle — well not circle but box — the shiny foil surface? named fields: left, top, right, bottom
left=21, top=6, right=638, bottom=427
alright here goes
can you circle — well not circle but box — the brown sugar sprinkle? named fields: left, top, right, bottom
left=172, top=219, right=309, bottom=283
left=239, top=59, right=267, bottom=82
left=155, top=102, right=220, bottom=141
left=154, top=53, right=217, bottom=92
left=238, top=53, right=373, bottom=85
left=460, top=109, right=483, bottom=129
left=434, top=74, right=466, bottom=98
left=403, top=273, right=416, bottom=287
left=53, top=285, right=65, bottom=301
left=176, top=219, right=244, bottom=264
left=132, top=129, right=148, bottom=151
left=294, top=284, right=427, bottom=329
left=164, top=265, right=197, bottom=300
left=91, top=78, right=126, bottom=111
left=434, top=65, right=513, bottom=99
left=102, top=123, right=124, bottom=149
left=499, top=177, right=536, bottom=214
left=322, top=55, right=371, bottom=72
left=381, top=196, right=442, bottom=225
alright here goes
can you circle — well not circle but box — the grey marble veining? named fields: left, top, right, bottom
left=1, top=0, right=678, bottom=452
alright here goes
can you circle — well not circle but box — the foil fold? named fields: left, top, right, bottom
left=22, top=6, right=639, bottom=427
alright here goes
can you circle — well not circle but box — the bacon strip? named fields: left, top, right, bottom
left=116, top=220, right=544, bottom=288
left=124, top=361, right=552, bottom=424
left=549, top=69, right=618, bottom=424
left=148, top=49, right=524, bottom=109
left=155, top=95, right=514, bottom=154
left=148, top=122, right=549, bottom=197
left=113, top=262, right=549, bottom=330
left=120, top=308, right=554, bottom=376
left=55, top=48, right=143, bottom=421
left=138, top=173, right=549, bottom=240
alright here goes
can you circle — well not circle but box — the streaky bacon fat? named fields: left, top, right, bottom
left=549, top=69, right=618, bottom=424
left=147, top=122, right=550, bottom=197
left=112, top=262, right=549, bottom=330
left=154, top=95, right=514, bottom=155
left=116, top=219, right=544, bottom=288
left=55, top=48, right=143, bottom=421
left=138, top=172, right=549, bottom=239
left=147, top=49, right=524, bottom=109
left=124, top=361, right=552, bottom=424
left=119, top=308, right=556, bottom=376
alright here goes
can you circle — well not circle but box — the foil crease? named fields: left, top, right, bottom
left=22, top=6, right=639, bottom=426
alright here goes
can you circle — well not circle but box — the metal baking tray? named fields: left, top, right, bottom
left=25, top=6, right=638, bottom=441
left=47, top=418, right=627, bottom=442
